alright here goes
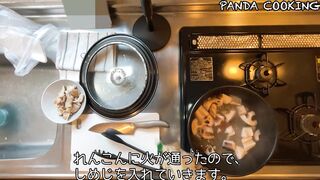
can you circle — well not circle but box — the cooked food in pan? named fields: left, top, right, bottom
left=191, top=94, right=261, bottom=159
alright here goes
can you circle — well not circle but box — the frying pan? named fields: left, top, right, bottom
left=187, top=86, right=277, bottom=176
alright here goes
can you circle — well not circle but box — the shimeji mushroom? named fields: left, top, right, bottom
left=235, top=146, right=247, bottom=160
left=222, top=140, right=236, bottom=151
left=240, top=111, right=257, bottom=127
left=225, top=125, right=236, bottom=137
left=241, top=127, right=254, bottom=138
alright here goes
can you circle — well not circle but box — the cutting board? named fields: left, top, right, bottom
left=70, top=113, right=160, bottom=171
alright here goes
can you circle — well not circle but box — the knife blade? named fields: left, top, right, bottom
left=89, top=120, right=169, bottom=134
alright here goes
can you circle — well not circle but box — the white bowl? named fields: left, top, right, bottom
left=41, top=80, right=87, bottom=124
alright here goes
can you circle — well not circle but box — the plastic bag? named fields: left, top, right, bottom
left=0, top=5, right=59, bottom=76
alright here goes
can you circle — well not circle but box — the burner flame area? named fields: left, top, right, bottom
left=223, top=59, right=244, bottom=81
left=239, top=54, right=286, bottom=96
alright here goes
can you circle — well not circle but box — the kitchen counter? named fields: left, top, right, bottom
left=1, top=2, right=320, bottom=178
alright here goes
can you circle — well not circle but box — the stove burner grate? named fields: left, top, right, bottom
left=276, top=92, right=320, bottom=144
left=239, top=54, right=286, bottom=96
left=289, top=104, right=320, bottom=143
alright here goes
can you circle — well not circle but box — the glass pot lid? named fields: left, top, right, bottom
left=80, top=34, right=158, bottom=119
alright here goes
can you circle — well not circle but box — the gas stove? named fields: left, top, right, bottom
left=179, top=26, right=320, bottom=165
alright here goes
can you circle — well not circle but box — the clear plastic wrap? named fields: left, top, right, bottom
left=0, top=5, right=59, bottom=76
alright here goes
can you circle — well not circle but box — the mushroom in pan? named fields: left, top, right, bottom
left=236, top=105, right=247, bottom=115
left=220, top=94, right=233, bottom=104
left=241, top=136, right=253, bottom=144
left=230, top=95, right=242, bottom=106
left=235, top=146, right=247, bottom=160
left=205, top=145, right=216, bottom=155
left=240, top=111, right=257, bottom=127
left=225, top=125, right=235, bottom=137
left=217, top=128, right=222, bottom=133
left=214, top=114, right=225, bottom=126
left=222, top=140, right=236, bottom=151
left=241, top=127, right=254, bottom=138
left=201, top=126, right=215, bottom=140
left=243, top=138, right=256, bottom=152
left=254, top=129, right=261, bottom=141
left=223, top=109, right=236, bottom=123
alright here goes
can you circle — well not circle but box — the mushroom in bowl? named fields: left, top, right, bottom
left=41, top=80, right=87, bottom=124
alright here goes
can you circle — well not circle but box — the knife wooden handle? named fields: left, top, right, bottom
left=135, top=120, right=169, bottom=129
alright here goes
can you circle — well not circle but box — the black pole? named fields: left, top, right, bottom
left=132, top=0, right=171, bottom=51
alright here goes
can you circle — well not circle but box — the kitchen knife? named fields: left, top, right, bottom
left=88, top=120, right=169, bottom=134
